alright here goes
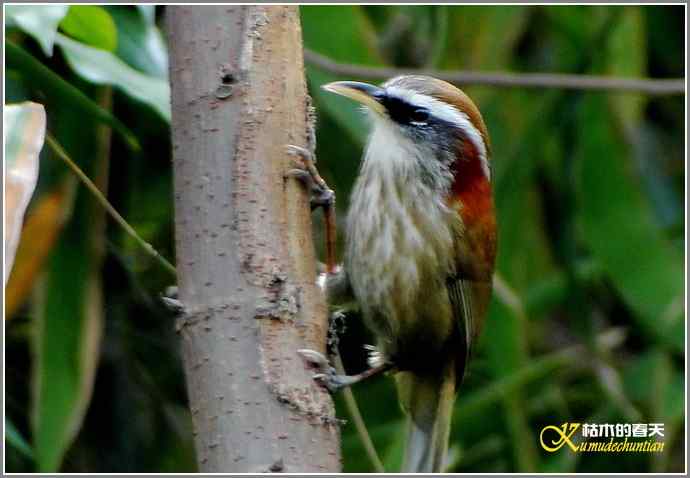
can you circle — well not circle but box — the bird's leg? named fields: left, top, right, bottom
left=298, top=344, right=395, bottom=393
left=285, top=98, right=337, bottom=273
left=289, top=97, right=374, bottom=392
left=285, top=145, right=336, bottom=273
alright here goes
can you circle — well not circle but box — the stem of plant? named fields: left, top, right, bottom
left=333, top=350, right=385, bottom=472
left=46, top=134, right=177, bottom=278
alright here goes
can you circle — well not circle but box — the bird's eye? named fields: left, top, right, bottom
left=410, top=108, right=429, bottom=124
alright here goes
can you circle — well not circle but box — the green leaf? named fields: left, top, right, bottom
left=307, top=68, right=370, bottom=145
left=32, top=94, right=109, bottom=472
left=59, top=6, right=117, bottom=52
left=5, top=5, right=68, bottom=56
left=442, top=6, right=529, bottom=70
left=457, top=329, right=626, bottom=424
left=480, top=294, right=538, bottom=472
left=623, top=349, right=684, bottom=424
left=302, top=6, right=382, bottom=64
left=54, top=33, right=170, bottom=121
left=4, top=102, right=46, bottom=282
left=606, top=7, right=646, bottom=129
left=663, top=372, right=684, bottom=425
left=301, top=6, right=384, bottom=144
left=574, top=97, right=684, bottom=351
left=5, top=69, right=31, bottom=103
left=5, top=41, right=140, bottom=150
left=6, top=418, right=34, bottom=459
left=106, top=6, right=168, bottom=78
left=381, top=421, right=406, bottom=472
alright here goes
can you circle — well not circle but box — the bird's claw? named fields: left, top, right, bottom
left=161, top=286, right=185, bottom=314
left=285, top=144, right=335, bottom=210
left=297, top=348, right=351, bottom=392
left=297, top=348, right=330, bottom=368
left=285, top=144, right=313, bottom=161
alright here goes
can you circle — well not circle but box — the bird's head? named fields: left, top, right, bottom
left=322, top=75, right=491, bottom=184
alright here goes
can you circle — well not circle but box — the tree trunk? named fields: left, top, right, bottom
left=166, top=6, right=341, bottom=472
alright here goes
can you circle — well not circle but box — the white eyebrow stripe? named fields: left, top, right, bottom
left=385, top=86, right=490, bottom=180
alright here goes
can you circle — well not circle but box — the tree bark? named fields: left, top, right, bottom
left=167, top=6, right=341, bottom=472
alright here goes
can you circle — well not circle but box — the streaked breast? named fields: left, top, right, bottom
left=344, top=121, right=459, bottom=345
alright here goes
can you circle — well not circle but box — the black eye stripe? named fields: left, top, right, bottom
left=372, top=91, right=386, bottom=102
left=410, top=108, right=429, bottom=123
left=379, top=95, right=429, bottom=126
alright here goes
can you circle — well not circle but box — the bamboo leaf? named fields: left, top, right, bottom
left=32, top=234, right=104, bottom=471
left=31, top=93, right=110, bottom=472
left=4, top=102, right=46, bottom=284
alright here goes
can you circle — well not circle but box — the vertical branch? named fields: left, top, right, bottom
left=167, top=5, right=340, bottom=472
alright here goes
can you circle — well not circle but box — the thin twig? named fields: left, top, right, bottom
left=46, top=135, right=177, bottom=278
left=304, top=49, right=685, bottom=96
left=333, top=351, right=385, bottom=473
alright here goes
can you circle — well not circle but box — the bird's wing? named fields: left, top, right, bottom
left=446, top=216, right=496, bottom=382
left=446, top=274, right=494, bottom=383
left=446, top=276, right=473, bottom=380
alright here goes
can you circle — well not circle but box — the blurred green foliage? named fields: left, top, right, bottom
left=4, top=4, right=685, bottom=473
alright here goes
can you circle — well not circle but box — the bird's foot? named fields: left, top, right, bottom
left=285, top=144, right=335, bottom=210
left=160, top=285, right=185, bottom=314
left=297, top=349, right=356, bottom=392
left=297, top=347, right=395, bottom=393
left=285, top=143, right=338, bottom=273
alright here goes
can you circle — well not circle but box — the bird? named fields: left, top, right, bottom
left=293, top=75, right=496, bottom=473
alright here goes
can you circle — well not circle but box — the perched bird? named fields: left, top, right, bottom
left=295, top=76, right=496, bottom=473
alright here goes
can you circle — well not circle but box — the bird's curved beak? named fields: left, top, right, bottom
left=322, top=81, right=386, bottom=116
